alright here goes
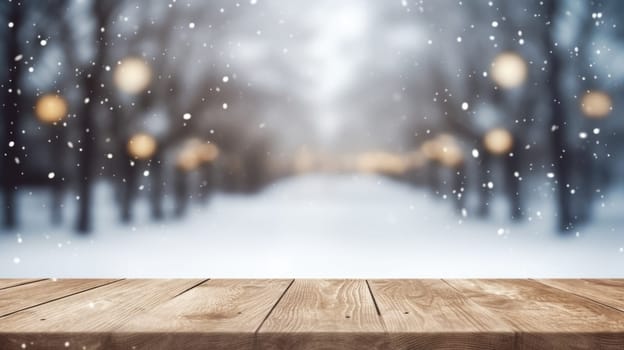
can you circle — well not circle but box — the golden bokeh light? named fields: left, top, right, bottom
left=435, top=134, right=464, bottom=167
left=483, top=128, right=513, bottom=155
left=196, top=142, right=220, bottom=163
left=35, top=94, right=68, bottom=124
left=421, top=140, right=438, bottom=160
left=580, top=90, right=612, bottom=119
left=438, top=144, right=463, bottom=168
left=355, top=152, right=409, bottom=175
left=176, top=139, right=217, bottom=171
left=421, top=135, right=464, bottom=167
left=176, top=147, right=201, bottom=172
left=490, top=52, right=527, bottom=89
left=114, top=57, right=152, bottom=94
left=127, top=133, right=157, bottom=160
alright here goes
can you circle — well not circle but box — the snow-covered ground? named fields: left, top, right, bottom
left=0, top=174, right=622, bottom=278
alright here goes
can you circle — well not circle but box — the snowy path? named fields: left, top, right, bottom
left=1, top=174, right=623, bottom=278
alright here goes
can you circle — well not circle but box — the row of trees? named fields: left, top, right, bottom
left=1, top=0, right=291, bottom=232
left=392, top=0, right=621, bottom=232
left=2, top=0, right=622, bottom=233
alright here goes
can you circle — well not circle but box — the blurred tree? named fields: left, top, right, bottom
left=74, top=0, right=125, bottom=232
left=1, top=1, right=24, bottom=229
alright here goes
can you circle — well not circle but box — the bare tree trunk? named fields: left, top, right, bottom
left=75, top=68, right=98, bottom=233
left=75, top=3, right=119, bottom=232
left=120, top=157, right=137, bottom=223
left=51, top=175, right=63, bottom=225
left=174, top=169, right=188, bottom=217
left=505, top=142, right=522, bottom=220
left=576, top=149, right=593, bottom=224
left=545, top=0, right=574, bottom=232
left=49, top=125, right=66, bottom=225
left=2, top=4, right=23, bottom=229
left=150, top=156, right=164, bottom=219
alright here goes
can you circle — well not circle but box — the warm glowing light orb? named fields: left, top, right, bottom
left=580, top=90, right=612, bottom=119
left=438, top=144, right=463, bottom=168
left=176, top=148, right=201, bottom=172
left=483, top=128, right=513, bottom=155
left=355, top=152, right=408, bottom=175
left=421, top=135, right=463, bottom=167
left=490, top=52, right=527, bottom=89
left=35, top=94, right=68, bottom=124
left=196, top=142, right=220, bottom=163
left=176, top=139, right=215, bottom=171
left=435, top=134, right=464, bottom=167
left=114, top=57, right=152, bottom=94
left=127, top=133, right=157, bottom=159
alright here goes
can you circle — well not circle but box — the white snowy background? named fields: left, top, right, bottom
left=1, top=174, right=622, bottom=278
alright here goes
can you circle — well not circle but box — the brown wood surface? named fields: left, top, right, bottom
left=538, top=279, right=624, bottom=312
left=445, top=279, right=624, bottom=349
left=0, top=279, right=45, bottom=290
left=0, top=279, right=622, bottom=349
left=258, top=279, right=387, bottom=350
left=112, top=279, right=292, bottom=350
left=0, top=279, right=201, bottom=349
left=368, top=279, right=514, bottom=349
left=0, top=279, right=117, bottom=317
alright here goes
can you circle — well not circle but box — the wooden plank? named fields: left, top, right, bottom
left=446, top=279, right=624, bottom=349
left=0, top=279, right=621, bottom=349
left=112, top=279, right=292, bottom=350
left=0, top=279, right=117, bottom=317
left=538, top=279, right=624, bottom=312
left=258, top=279, right=386, bottom=350
left=0, top=279, right=45, bottom=290
left=368, top=279, right=514, bottom=349
left=0, top=279, right=202, bottom=350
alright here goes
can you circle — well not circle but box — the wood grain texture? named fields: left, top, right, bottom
left=258, top=279, right=387, bottom=350
left=0, top=279, right=116, bottom=317
left=446, top=279, right=624, bottom=350
left=111, top=279, right=292, bottom=350
left=368, top=279, right=514, bottom=349
left=0, top=279, right=201, bottom=350
left=0, top=279, right=45, bottom=290
left=0, top=279, right=623, bottom=349
left=538, top=279, right=624, bottom=312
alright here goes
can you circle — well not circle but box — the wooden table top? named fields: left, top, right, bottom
left=0, top=279, right=623, bottom=349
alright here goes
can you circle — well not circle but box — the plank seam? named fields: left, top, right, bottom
left=0, top=279, right=123, bottom=319
left=365, top=280, right=382, bottom=316
left=531, top=279, right=624, bottom=315
left=365, top=279, right=389, bottom=337
left=254, top=279, right=295, bottom=334
left=170, top=278, right=210, bottom=299
left=0, top=279, right=47, bottom=291
left=439, top=279, right=464, bottom=295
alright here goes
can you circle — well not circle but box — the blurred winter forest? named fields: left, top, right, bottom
left=1, top=0, right=624, bottom=239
